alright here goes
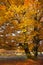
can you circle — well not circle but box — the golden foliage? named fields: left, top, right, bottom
left=0, top=0, right=43, bottom=51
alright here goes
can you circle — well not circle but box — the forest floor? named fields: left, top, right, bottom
left=0, top=59, right=43, bottom=65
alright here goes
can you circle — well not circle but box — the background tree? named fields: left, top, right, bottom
left=0, top=0, right=43, bottom=58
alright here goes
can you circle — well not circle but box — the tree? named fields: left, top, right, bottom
left=0, top=0, right=43, bottom=58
